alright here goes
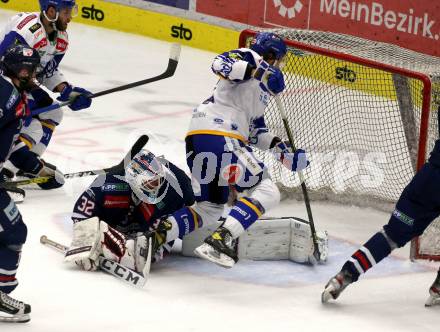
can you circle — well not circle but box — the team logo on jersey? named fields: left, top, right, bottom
left=102, top=183, right=130, bottom=192
left=4, top=201, right=19, bottom=223
left=34, top=37, right=48, bottom=49
left=103, top=195, right=130, bottom=208
left=56, top=38, right=68, bottom=52
left=17, top=14, right=37, bottom=30
left=221, top=164, right=243, bottom=185
left=29, top=22, right=41, bottom=33
left=6, top=90, right=19, bottom=111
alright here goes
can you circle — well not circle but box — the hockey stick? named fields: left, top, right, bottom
left=1, top=134, right=149, bottom=188
left=30, top=43, right=181, bottom=117
left=40, top=235, right=150, bottom=289
left=274, top=96, right=322, bottom=263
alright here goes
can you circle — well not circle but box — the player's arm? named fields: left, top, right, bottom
left=0, top=31, right=29, bottom=56
left=211, top=49, right=258, bottom=82
left=72, top=186, right=101, bottom=223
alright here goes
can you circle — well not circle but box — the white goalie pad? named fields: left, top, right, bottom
left=182, top=217, right=328, bottom=264
left=64, top=217, right=101, bottom=263
left=290, top=218, right=328, bottom=264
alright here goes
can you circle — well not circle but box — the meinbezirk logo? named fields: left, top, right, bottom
left=82, top=4, right=105, bottom=21
left=171, top=24, right=192, bottom=40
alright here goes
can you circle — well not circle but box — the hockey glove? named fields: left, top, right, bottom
left=22, top=157, right=65, bottom=190
left=58, top=84, right=92, bottom=111
left=254, top=60, right=285, bottom=95
left=273, top=140, right=310, bottom=172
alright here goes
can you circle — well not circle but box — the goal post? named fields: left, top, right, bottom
left=239, top=28, right=440, bottom=261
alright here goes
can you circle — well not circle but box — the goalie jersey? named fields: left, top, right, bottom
left=72, top=160, right=195, bottom=234
left=0, top=12, right=68, bottom=91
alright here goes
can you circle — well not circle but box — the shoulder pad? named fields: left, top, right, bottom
left=15, top=13, right=39, bottom=31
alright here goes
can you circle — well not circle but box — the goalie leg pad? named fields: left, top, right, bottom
left=290, top=218, right=328, bottom=264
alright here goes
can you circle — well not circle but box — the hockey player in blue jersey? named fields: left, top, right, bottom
left=68, top=149, right=200, bottom=273
left=322, top=135, right=440, bottom=307
left=0, top=0, right=92, bottom=194
left=0, top=45, right=58, bottom=323
left=173, top=32, right=310, bottom=268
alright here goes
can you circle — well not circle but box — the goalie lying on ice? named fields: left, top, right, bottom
left=66, top=149, right=200, bottom=273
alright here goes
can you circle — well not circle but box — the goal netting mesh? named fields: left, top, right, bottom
left=240, top=28, right=440, bottom=260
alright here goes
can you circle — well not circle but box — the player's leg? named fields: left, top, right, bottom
left=322, top=162, right=440, bottom=302
left=0, top=190, right=31, bottom=323
left=196, top=144, right=280, bottom=267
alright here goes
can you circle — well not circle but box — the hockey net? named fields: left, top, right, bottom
left=239, top=28, right=440, bottom=261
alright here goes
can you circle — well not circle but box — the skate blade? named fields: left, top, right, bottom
left=0, top=313, right=30, bottom=323
left=425, top=296, right=440, bottom=307
left=194, top=243, right=235, bottom=269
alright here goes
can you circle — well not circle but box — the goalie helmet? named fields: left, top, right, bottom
left=250, top=32, right=287, bottom=62
left=1, top=45, right=40, bottom=91
left=125, top=150, right=167, bottom=204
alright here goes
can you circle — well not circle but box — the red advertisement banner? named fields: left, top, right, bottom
left=197, top=0, right=440, bottom=57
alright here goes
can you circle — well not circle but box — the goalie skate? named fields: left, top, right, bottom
left=321, top=270, right=353, bottom=303
left=0, top=291, right=31, bottom=323
left=194, top=227, right=238, bottom=269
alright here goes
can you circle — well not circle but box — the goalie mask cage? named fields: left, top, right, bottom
left=239, top=28, right=440, bottom=261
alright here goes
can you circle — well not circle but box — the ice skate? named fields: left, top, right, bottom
left=322, top=269, right=354, bottom=303
left=0, top=291, right=31, bottom=323
left=194, top=227, right=238, bottom=268
left=425, top=271, right=440, bottom=307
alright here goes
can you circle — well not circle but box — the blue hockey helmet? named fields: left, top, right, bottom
left=250, top=32, right=287, bottom=61
left=1, top=44, right=40, bottom=79
left=39, top=0, right=77, bottom=13
left=125, top=150, right=168, bottom=204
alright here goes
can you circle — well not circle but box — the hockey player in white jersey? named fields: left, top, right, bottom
left=181, top=32, right=310, bottom=268
left=0, top=0, right=92, bottom=191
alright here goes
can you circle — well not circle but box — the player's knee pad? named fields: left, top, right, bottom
left=248, top=178, right=280, bottom=212
left=20, top=118, right=44, bottom=149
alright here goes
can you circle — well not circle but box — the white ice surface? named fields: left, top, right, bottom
left=1, top=9, right=439, bottom=332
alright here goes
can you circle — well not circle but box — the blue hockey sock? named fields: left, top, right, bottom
left=0, top=247, right=20, bottom=294
left=342, top=231, right=392, bottom=281
left=223, top=197, right=265, bottom=238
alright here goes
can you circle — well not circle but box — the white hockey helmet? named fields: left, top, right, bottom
left=125, top=149, right=166, bottom=204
